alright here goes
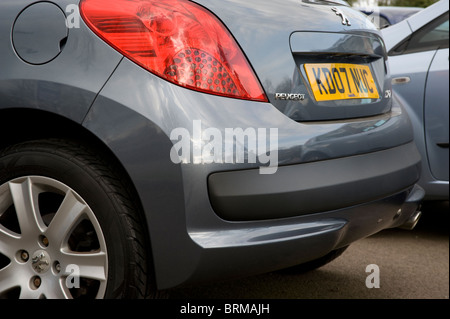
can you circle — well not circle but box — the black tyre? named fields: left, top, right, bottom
left=277, top=246, right=349, bottom=274
left=0, top=139, right=152, bottom=299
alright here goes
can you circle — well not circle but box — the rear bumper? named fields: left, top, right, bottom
left=208, top=142, right=421, bottom=221
left=172, top=142, right=422, bottom=288
left=178, top=143, right=422, bottom=288
left=181, top=182, right=423, bottom=288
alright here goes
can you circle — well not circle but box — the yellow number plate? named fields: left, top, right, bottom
left=304, top=63, right=379, bottom=101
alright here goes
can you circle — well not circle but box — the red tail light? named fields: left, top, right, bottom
left=80, top=0, right=268, bottom=102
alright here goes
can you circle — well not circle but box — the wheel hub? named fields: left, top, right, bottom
left=31, top=250, right=51, bottom=274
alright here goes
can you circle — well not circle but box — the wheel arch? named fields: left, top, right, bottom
left=0, top=109, right=138, bottom=196
left=81, top=98, right=195, bottom=290
left=0, top=107, right=161, bottom=293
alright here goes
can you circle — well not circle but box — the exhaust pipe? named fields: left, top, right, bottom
left=399, top=209, right=422, bottom=230
left=397, top=185, right=425, bottom=230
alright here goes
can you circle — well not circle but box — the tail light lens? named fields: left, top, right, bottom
left=80, top=0, right=268, bottom=102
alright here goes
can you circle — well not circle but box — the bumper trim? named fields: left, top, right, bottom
left=208, top=142, right=421, bottom=221
left=191, top=219, right=347, bottom=249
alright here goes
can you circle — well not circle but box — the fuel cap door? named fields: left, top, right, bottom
left=12, top=2, right=68, bottom=65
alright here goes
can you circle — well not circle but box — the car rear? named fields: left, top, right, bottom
left=79, top=0, right=423, bottom=288
left=0, top=0, right=423, bottom=295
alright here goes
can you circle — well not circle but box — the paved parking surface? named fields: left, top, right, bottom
left=169, top=201, right=449, bottom=299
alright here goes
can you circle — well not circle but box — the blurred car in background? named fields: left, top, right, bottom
left=382, top=0, right=449, bottom=201
left=358, top=6, right=422, bottom=29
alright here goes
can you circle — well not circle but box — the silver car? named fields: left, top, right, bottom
left=382, top=0, right=449, bottom=201
left=0, top=0, right=424, bottom=298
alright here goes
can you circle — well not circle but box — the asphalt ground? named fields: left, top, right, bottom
left=168, top=201, right=449, bottom=300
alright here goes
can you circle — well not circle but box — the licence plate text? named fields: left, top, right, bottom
left=304, top=63, right=379, bottom=101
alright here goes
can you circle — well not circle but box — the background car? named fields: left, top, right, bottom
left=382, top=0, right=449, bottom=201
left=0, top=0, right=423, bottom=299
left=357, top=6, right=423, bottom=29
